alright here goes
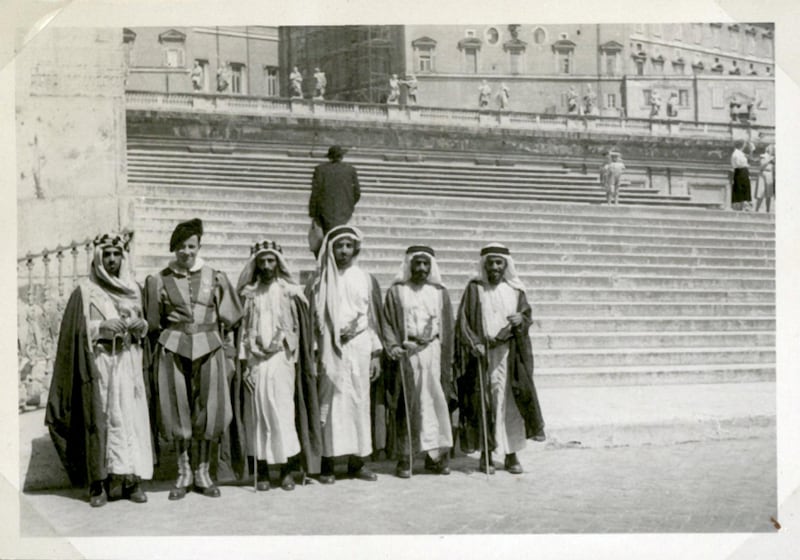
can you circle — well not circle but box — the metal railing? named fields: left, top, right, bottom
left=126, top=90, right=775, bottom=142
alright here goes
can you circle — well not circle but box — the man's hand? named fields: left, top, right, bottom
left=99, top=318, right=127, bottom=339
left=506, top=313, right=524, bottom=327
left=127, top=317, right=148, bottom=339
left=401, top=340, right=419, bottom=353
left=243, top=369, right=256, bottom=392
left=471, top=343, right=485, bottom=358
left=494, top=325, right=513, bottom=343
left=388, top=346, right=405, bottom=360
left=369, top=357, right=381, bottom=381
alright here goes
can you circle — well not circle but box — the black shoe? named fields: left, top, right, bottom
left=89, top=482, right=107, bottom=508
left=504, top=453, right=523, bottom=475
left=279, top=469, right=295, bottom=491
left=533, top=431, right=546, bottom=442
left=194, top=484, right=221, bottom=498
left=168, top=486, right=188, bottom=500
left=478, top=453, right=496, bottom=475
left=424, top=455, right=450, bottom=475
left=395, top=460, right=411, bottom=479
left=124, top=481, right=148, bottom=503
left=349, top=466, right=378, bottom=481
left=256, top=480, right=271, bottom=492
left=106, top=475, right=123, bottom=501
left=318, top=473, right=335, bottom=485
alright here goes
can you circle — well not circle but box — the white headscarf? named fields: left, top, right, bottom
left=393, top=245, right=444, bottom=287
left=237, top=240, right=297, bottom=298
left=90, top=232, right=141, bottom=306
left=476, top=242, right=526, bottom=291
left=314, top=225, right=364, bottom=356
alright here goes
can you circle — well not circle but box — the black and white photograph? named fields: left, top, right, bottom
left=4, top=1, right=799, bottom=559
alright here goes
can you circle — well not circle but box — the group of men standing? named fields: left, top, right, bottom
left=46, top=147, right=546, bottom=507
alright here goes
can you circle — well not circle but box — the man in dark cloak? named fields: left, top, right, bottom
left=309, top=145, right=361, bottom=235
left=455, top=243, right=545, bottom=475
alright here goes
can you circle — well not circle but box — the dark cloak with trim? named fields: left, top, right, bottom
left=454, top=279, right=545, bottom=453
left=381, top=281, right=456, bottom=459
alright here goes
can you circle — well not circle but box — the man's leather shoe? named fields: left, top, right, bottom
left=478, top=454, right=495, bottom=475
left=168, top=486, right=188, bottom=500
left=194, top=484, right=221, bottom=498
left=504, top=453, right=523, bottom=475
left=256, top=480, right=271, bottom=492
left=350, top=466, right=378, bottom=481
left=395, top=460, right=411, bottom=479
left=280, top=473, right=295, bottom=491
left=124, top=482, right=148, bottom=503
left=89, top=490, right=107, bottom=508
left=533, top=430, right=546, bottom=442
left=318, top=473, right=336, bottom=484
left=424, top=455, right=451, bottom=475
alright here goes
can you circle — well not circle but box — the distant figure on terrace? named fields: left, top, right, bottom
left=478, top=80, right=492, bottom=109
left=387, top=74, right=401, bottom=104
left=191, top=61, right=204, bottom=91
left=603, top=151, right=626, bottom=205
left=753, top=144, right=775, bottom=213
left=667, top=92, right=679, bottom=118
left=730, top=140, right=752, bottom=211
left=216, top=62, right=231, bottom=93
left=309, top=145, right=362, bottom=245
left=402, top=74, right=419, bottom=106
left=313, top=67, right=327, bottom=100
left=497, top=83, right=510, bottom=110
left=290, top=66, right=303, bottom=98
left=566, top=86, right=578, bottom=114
left=649, top=91, right=662, bottom=118
left=583, top=85, right=596, bottom=115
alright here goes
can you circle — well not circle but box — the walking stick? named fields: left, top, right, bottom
left=397, top=356, right=414, bottom=477
left=476, top=343, right=490, bottom=481
left=250, top=369, right=259, bottom=493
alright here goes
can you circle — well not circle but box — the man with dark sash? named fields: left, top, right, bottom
left=144, top=218, right=243, bottom=499
left=232, top=240, right=321, bottom=491
left=455, top=243, right=545, bottom=475
left=311, top=225, right=383, bottom=483
left=46, top=231, right=154, bottom=507
left=382, top=245, right=456, bottom=478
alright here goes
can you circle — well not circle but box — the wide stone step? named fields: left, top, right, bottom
left=533, top=363, right=774, bottom=387
left=529, top=288, right=773, bottom=303
left=531, top=316, right=774, bottom=332
left=531, top=331, right=775, bottom=350
left=134, top=199, right=777, bottom=235
left=131, top=184, right=774, bottom=225
left=534, top=346, right=774, bottom=368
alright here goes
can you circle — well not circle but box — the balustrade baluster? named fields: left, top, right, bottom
left=26, top=255, right=34, bottom=306
left=85, top=242, right=92, bottom=274
left=71, top=245, right=79, bottom=288
left=42, top=251, right=50, bottom=304
left=56, top=247, right=65, bottom=299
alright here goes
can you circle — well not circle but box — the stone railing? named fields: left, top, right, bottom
left=125, top=90, right=775, bottom=143
left=17, top=238, right=95, bottom=412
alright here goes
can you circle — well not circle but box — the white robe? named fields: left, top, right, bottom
left=479, top=281, right=527, bottom=455
left=318, top=266, right=380, bottom=458
left=240, top=281, right=301, bottom=464
left=399, top=283, right=452, bottom=457
left=83, top=282, right=153, bottom=479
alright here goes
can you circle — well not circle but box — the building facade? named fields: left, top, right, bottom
left=278, top=23, right=774, bottom=125
left=123, top=26, right=280, bottom=97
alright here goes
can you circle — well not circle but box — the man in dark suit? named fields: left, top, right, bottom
left=309, top=145, right=361, bottom=235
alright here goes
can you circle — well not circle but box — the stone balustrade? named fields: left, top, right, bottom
left=125, top=90, right=775, bottom=143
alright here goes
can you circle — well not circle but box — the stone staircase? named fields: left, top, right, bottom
left=129, top=148, right=775, bottom=389
left=126, top=145, right=710, bottom=207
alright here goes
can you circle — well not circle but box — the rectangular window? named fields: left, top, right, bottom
left=558, top=52, right=571, bottom=74
left=230, top=63, right=246, bottom=94
left=712, top=26, right=721, bottom=48
left=465, top=48, right=478, bottom=73
left=510, top=51, right=522, bottom=74
left=642, top=89, right=651, bottom=106
left=165, top=48, right=184, bottom=68
left=692, top=23, right=702, bottom=43
left=652, top=59, right=664, bottom=73
left=265, top=66, right=279, bottom=97
left=673, top=24, right=683, bottom=41
left=679, top=89, right=689, bottom=106
left=605, top=53, right=617, bottom=75
left=729, top=29, right=739, bottom=51
left=748, top=35, right=756, bottom=55
left=636, top=59, right=645, bottom=76
left=606, top=93, right=617, bottom=108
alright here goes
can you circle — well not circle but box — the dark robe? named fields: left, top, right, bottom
left=309, top=160, right=361, bottom=234
left=381, top=281, right=456, bottom=458
left=454, top=279, right=545, bottom=453
left=229, top=292, right=322, bottom=476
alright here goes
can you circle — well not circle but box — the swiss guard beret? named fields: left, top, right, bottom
left=169, top=218, right=203, bottom=252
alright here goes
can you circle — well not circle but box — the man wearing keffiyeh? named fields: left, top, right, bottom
left=454, top=243, right=546, bottom=475
left=231, top=240, right=321, bottom=491
left=382, top=245, right=456, bottom=479
left=46, top=231, right=154, bottom=507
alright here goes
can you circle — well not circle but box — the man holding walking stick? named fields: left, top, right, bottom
left=382, top=246, right=456, bottom=479
left=454, top=243, right=546, bottom=476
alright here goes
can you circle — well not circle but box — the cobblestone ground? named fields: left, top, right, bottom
left=19, top=435, right=776, bottom=536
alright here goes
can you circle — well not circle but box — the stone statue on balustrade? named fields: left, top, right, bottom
left=478, top=80, right=492, bottom=109
left=401, top=74, right=419, bottom=106
left=497, top=82, right=510, bottom=110
left=583, top=85, right=597, bottom=115
left=387, top=74, right=401, bottom=104
left=216, top=62, right=231, bottom=93
left=666, top=92, right=679, bottom=118
left=649, top=90, right=662, bottom=118
left=290, top=66, right=304, bottom=98
left=313, top=67, right=327, bottom=100
left=566, top=86, right=578, bottom=114
left=191, top=61, right=204, bottom=91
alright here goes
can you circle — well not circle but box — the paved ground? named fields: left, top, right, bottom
left=18, top=406, right=776, bottom=536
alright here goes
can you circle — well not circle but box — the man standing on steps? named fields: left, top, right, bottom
left=311, top=225, right=383, bottom=483
left=144, top=218, right=243, bottom=500
left=309, top=145, right=361, bottom=236
left=46, top=231, right=154, bottom=507
left=382, top=245, right=456, bottom=478
left=232, top=240, right=321, bottom=492
left=454, top=243, right=545, bottom=475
